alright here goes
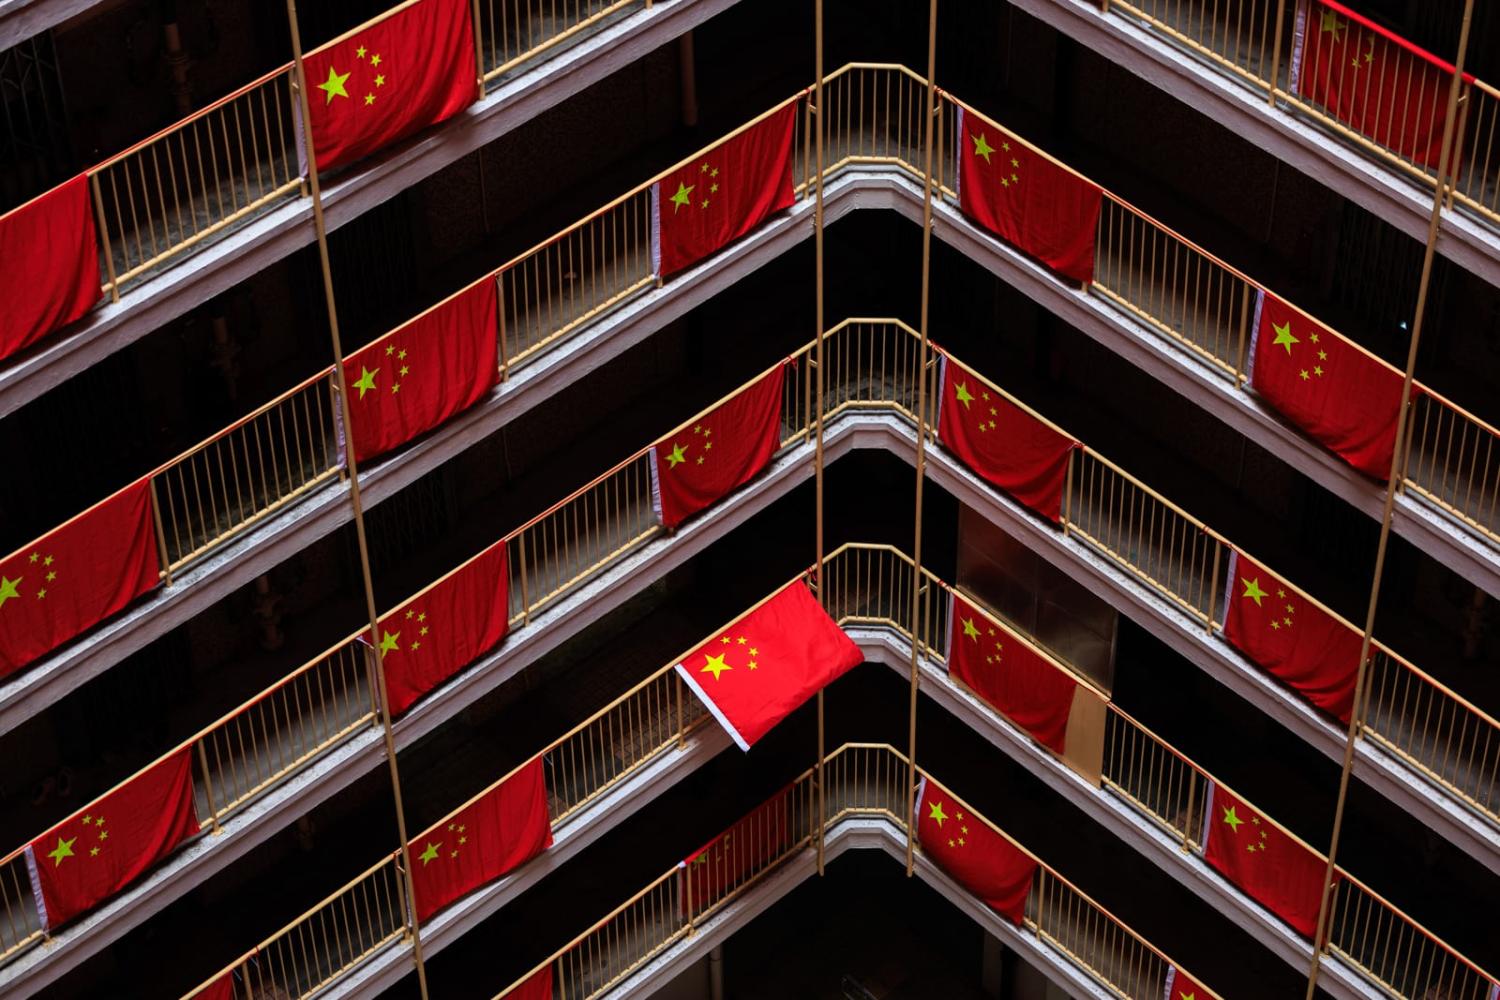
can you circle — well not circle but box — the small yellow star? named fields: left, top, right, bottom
left=365, top=93, right=376, bottom=106
left=356, top=45, right=367, bottom=59
left=370, top=53, right=382, bottom=67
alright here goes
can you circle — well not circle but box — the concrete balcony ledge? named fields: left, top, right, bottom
left=0, top=0, right=740, bottom=418
left=1007, top=0, right=1500, bottom=289
left=0, top=0, right=92, bottom=49
left=851, top=627, right=1381, bottom=1000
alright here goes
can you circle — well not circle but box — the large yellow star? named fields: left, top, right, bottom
left=418, top=842, right=441, bottom=865
left=970, top=132, right=996, bottom=164
left=353, top=366, right=378, bottom=399
left=1271, top=320, right=1299, bottom=355
left=669, top=181, right=694, bottom=213
left=955, top=381, right=975, bottom=409
left=317, top=66, right=351, bottom=105
left=961, top=617, right=981, bottom=642
left=666, top=443, right=688, bottom=468
left=378, top=630, right=401, bottom=655
left=0, top=575, right=20, bottom=610
left=1222, top=805, right=1244, bottom=833
left=700, top=652, right=732, bottom=680
left=928, top=800, right=948, bottom=827
left=1319, top=9, right=1344, bottom=36
left=47, top=835, right=76, bottom=866
left=1241, top=577, right=1268, bottom=607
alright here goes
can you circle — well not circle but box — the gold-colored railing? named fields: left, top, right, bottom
left=86, top=65, right=303, bottom=299
left=1108, top=0, right=1287, bottom=90
left=821, top=544, right=1499, bottom=1000
left=479, top=0, right=644, bottom=82
left=495, top=742, right=1224, bottom=1000
left=148, top=367, right=342, bottom=573
left=1400, top=387, right=1500, bottom=548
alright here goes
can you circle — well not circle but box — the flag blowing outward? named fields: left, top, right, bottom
left=303, top=0, right=478, bottom=173
left=1202, top=782, right=1331, bottom=938
left=1222, top=551, right=1362, bottom=724
left=27, top=750, right=197, bottom=929
left=937, top=354, right=1077, bottom=523
left=682, top=783, right=795, bottom=916
left=676, top=580, right=862, bottom=750
left=947, top=593, right=1077, bottom=754
left=916, top=777, right=1037, bottom=925
left=409, top=756, right=552, bottom=922
left=365, top=539, right=509, bottom=715
left=652, top=101, right=798, bottom=278
left=956, top=107, right=1103, bottom=284
left=0, top=175, right=101, bottom=362
left=1296, top=0, right=1465, bottom=170
left=1251, top=293, right=1411, bottom=480
left=1162, top=966, right=1212, bottom=1000
left=650, top=363, right=787, bottom=529
left=0, top=479, right=160, bottom=679
left=344, top=279, right=499, bottom=464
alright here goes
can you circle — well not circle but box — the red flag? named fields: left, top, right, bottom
left=1251, top=293, right=1412, bottom=479
left=0, top=175, right=101, bottom=362
left=676, top=580, right=862, bottom=750
left=937, top=354, right=1077, bottom=523
left=27, top=749, right=197, bottom=929
left=651, top=364, right=786, bottom=529
left=409, top=757, right=552, bottom=922
left=682, top=784, right=795, bottom=917
left=915, top=777, right=1037, bottom=925
left=344, top=279, right=499, bottom=464
left=946, top=593, right=1077, bottom=754
left=1201, top=782, right=1331, bottom=938
left=304, top=0, right=478, bottom=173
left=0, top=479, right=161, bottom=679
left=955, top=106, right=1102, bottom=284
left=652, top=102, right=798, bottom=278
left=1222, top=551, right=1362, bottom=724
left=365, top=538, right=509, bottom=716
left=1296, top=0, right=1465, bottom=170
left=1163, top=966, right=1213, bottom=1000
left=504, top=966, right=553, bottom=1000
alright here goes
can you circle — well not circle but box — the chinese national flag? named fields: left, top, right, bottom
left=1163, top=966, right=1212, bottom=1000
left=1297, top=0, right=1464, bottom=170
left=937, top=354, right=1077, bottom=523
left=1222, top=551, right=1362, bottom=724
left=651, top=364, right=786, bottom=529
left=676, top=580, right=862, bottom=750
left=682, top=784, right=795, bottom=917
left=344, top=279, right=499, bottom=464
left=366, top=538, right=509, bottom=715
left=956, top=107, right=1102, bottom=284
left=409, top=756, right=552, bottom=922
left=1201, top=782, right=1331, bottom=938
left=946, top=594, right=1077, bottom=754
left=27, top=749, right=197, bottom=929
left=506, top=966, right=553, bottom=1000
left=0, top=175, right=101, bottom=362
left=0, top=479, right=161, bottom=679
left=652, top=102, right=798, bottom=278
left=915, top=777, right=1037, bottom=925
left=304, top=0, right=478, bottom=173
left=1251, top=293, right=1412, bottom=479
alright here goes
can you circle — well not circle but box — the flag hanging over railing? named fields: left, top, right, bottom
left=954, top=105, right=1103, bottom=284
left=650, top=363, right=787, bottom=529
left=651, top=101, right=799, bottom=279
left=0, top=479, right=161, bottom=678
left=408, top=756, right=551, bottom=922
left=302, top=0, right=479, bottom=173
left=676, top=580, right=862, bottom=750
left=1162, top=965, right=1211, bottom=1000
left=915, top=776, right=1037, bottom=925
left=362, top=538, right=510, bottom=716
left=343, top=278, right=500, bottom=464
left=26, top=750, right=197, bottom=929
left=1200, top=781, right=1331, bottom=938
left=0, top=175, right=101, bottom=363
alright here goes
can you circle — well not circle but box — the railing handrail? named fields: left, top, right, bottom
left=1369, top=641, right=1500, bottom=734
left=929, top=341, right=1076, bottom=444
left=305, top=0, right=427, bottom=60
left=1411, top=379, right=1500, bottom=441
left=85, top=62, right=297, bottom=176
left=1331, top=863, right=1500, bottom=983
left=145, top=365, right=336, bottom=480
